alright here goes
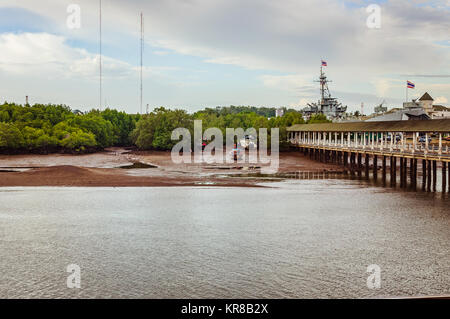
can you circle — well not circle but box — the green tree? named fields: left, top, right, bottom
left=131, top=107, right=193, bottom=150
left=0, top=123, right=24, bottom=149
left=307, top=114, right=331, bottom=124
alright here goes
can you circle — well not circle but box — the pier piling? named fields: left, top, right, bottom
left=443, top=162, right=447, bottom=193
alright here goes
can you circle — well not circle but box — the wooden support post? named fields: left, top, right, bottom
left=400, top=157, right=404, bottom=188
left=433, top=160, right=437, bottom=192
left=373, top=155, right=378, bottom=179
left=382, top=156, right=386, bottom=182
left=365, top=154, right=370, bottom=179
left=391, top=156, right=397, bottom=186
left=350, top=153, right=355, bottom=176
left=427, top=160, right=432, bottom=192
left=357, top=153, right=362, bottom=177
left=443, top=162, right=447, bottom=193
left=422, top=159, right=426, bottom=191
left=448, top=161, right=450, bottom=193
left=404, top=157, right=408, bottom=187
left=389, top=156, right=393, bottom=180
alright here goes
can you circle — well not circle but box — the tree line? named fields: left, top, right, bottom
left=0, top=103, right=329, bottom=153
left=0, top=103, right=138, bottom=153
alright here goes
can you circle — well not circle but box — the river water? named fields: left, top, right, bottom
left=0, top=180, right=449, bottom=298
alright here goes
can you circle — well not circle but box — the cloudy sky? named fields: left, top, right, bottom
left=0, top=0, right=449, bottom=113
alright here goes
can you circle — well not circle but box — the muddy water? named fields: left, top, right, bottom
left=0, top=181, right=449, bottom=298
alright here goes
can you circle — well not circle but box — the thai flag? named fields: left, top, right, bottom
left=321, top=60, right=327, bottom=66
left=407, top=80, right=415, bottom=89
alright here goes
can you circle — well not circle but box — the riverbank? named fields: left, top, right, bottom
left=0, top=148, right=343, bottom=187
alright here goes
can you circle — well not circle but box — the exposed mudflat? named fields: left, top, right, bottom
left=0, top=148, right=343, bottom=187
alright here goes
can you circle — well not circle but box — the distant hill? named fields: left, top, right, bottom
left=198, top=105, right=301, bottom=118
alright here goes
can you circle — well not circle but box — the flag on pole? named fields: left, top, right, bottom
left=407, top=80, right=415, bottom=89
left=321, top=60, right=327, bottom=66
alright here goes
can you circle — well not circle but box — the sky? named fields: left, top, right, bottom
left=0, top=0, right=449, bottom=114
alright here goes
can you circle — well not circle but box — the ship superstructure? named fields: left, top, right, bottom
left=302, top=64, right=347, bottom=119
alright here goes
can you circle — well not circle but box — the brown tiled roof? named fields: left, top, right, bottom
left=418, top=92, right=434, bottom=101
left=433, top=105, right=450, bottom=111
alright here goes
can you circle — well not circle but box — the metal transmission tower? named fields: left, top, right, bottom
left=99, top=0, right=102, bottom=110
left=140, top=12, right=144, bottom=114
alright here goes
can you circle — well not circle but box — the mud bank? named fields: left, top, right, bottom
left=0, top=148, right=343, bottom=187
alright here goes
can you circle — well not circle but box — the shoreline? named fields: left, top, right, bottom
left=0, top=148, right=344, bottom=187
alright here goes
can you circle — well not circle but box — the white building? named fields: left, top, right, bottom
left=275, top=108, right=285, bottom=117
left=430, top=105, right=450, bottom=119
left=417, top=92, right=434, bottom=114
left=401, top=92, right=450, bottom=119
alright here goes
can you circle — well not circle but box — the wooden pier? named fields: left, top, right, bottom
left=287, top=119, right=450, bottom=191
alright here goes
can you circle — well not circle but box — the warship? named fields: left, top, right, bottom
left=302, top=64, right=347, bottom=119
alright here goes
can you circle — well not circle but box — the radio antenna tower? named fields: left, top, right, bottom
left=140, top=12, right=144, bottom=114
left=99, top=0, right=102, bottom=110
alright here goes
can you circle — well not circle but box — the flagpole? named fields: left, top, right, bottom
left=406, top=80, right=408, bottom=103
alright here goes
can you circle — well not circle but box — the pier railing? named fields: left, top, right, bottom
left=287, top=129, right=450, bottom=161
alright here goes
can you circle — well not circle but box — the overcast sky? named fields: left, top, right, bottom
left=0, top=0, right=449, bottom=113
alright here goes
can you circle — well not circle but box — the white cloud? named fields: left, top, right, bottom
left=0, top=32, right=133, bottom=79
left=434, top=96, right=448, bottom=104
left=0, top=0, right=449, bottom=109
left=153, top=50, right=170, bottom=56
left=372, top=78, right=392, bottom=98
left=289, top=98, right=313, bottom=108
left=0, top=32, right=187, bottom=111
left=0, top=32, right=181, bottom=80
left=260, top=74, right=313, bottom=92
left=4, top=0, right=449, bottom=75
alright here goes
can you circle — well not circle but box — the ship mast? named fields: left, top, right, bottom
left=316, top=66, right=332, bottom=105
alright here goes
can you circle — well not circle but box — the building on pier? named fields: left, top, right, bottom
left=403, top=92, right=450, bottom=118
left=431, top=105, right=450, bottom=119
left=287, top=119, right=450, bottom=191
left=287, top=120, right=450, bottom=150
left=365, top=108, right=430, bottom=121
left=367, top=92, right=450, bottom=122
left=287, top=119, right=450, bottom=160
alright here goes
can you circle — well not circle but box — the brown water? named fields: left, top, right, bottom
left=0, top=181, right=449, bottom=298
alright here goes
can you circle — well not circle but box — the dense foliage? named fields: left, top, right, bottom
left=0, top=103, right=138, bottom=153
left=0, top=103, right=330, bottom=153
left=131, top=106, right=307, bottom=151
left=202, top=105, right=300, bottom=118
left=130, top=107, right=193, bottom=150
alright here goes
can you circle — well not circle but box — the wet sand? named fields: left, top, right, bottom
left=0, top=148, right=343, bottom=187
